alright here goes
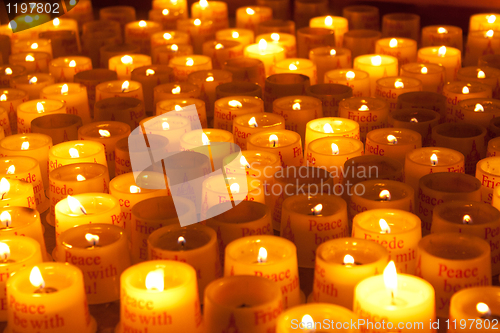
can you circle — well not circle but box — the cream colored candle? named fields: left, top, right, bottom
left=309, top=47, right=351, bottom=84
left=124, top=20, right=162, bottom=54
left=215, top=28, right=255, bottom=48
left=457, top=98, right=500, bottom=128
left=366, top=128, right=422, bottom=165
left=247, top=129, right=303, bottom=167
left=11, top=39, right=52, bottom=57
left=309, top=15, right=349, bottom=48
left=224, top=235, right=301, bottom=309
left=236, top=6, right=273, bottom=34
left=141, top=114, right=190, bottom=152
left=16, top=99, right=66, bottom=134
left=256, top=32, right=297, bottom=58
left=48, top=56, right=92, bottom=83
left=476, top=157, right=500, bottom=204
left=10, top=73, right=55, bottom=101
left=0, top=89, right=28, bottom=134
left=191, top=0, right=228, bottom=31
left=281, top=194, right=349, bottom=267
left=457, top=66, right=500, bottom=98
left=388, top=108, right=440, bottom=146
left=156, top=98, right=207, bottom=129
left=272, top=58, right=317, bottom=85
left=405, top=147, right=465, bottom=194
left=353, top=209, right=421, bottom=274
left=312, top=238, right=389, bottom=309
left=0, top=65, right=27, bottom=89
left=170, top=55, right=212, bottom=82
left=244, top=39, right=285, bottom=76
left=40, top=83, right=91, bottom=125
left=442, top=81, right=492, bottom=123
left=421, top=25, right=463, bottom=51
left=232, top=112, right=285, bottom=149
left=375, top=76, right=423, bottom=112
left=465, top=30, right=500, bottom=67
left=417, top=233, right=491, bottom=318
left=0, top=178, right=36, bottom=210
left=338, top=97, right=389, bottom=142
left=353, top=54, right=398, bottom=95
left=176, top=18, right=215, bottom=54
left=305, top=117, right=360, bottom=148
left=375, top=38, right=417, bottom=68
left=325, top=69, right=370, bottom=97
left=48, top=140, right=107, bottom=174
left=469, top=13, right=500, bottom=32
left=417, top=46, right=461, bottom=82
left=400, top=62, right=446, bottom=93
left=214, top=96, right=263, bottom=132
left=9, top=52, right=50, bottom=74
left=109, top=54, right=152, bottom=80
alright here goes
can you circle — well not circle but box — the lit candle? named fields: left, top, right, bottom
left=272, top=58, right=317, bottom=85
left=0, top=89, right=28, bottom=134
left=456, top=98, right=500, bottom=128
left=169, top=55, right=212, bottom=82
left=312, top=238, right=389, bottom=309
left=465, top=30, right=500, bottom=67
left=442, top=82, right=492, bottom=123
left=309, top=15, right=349, bottom=48
left=152, top=0, right=188, bottom=14
left=214, top=96, right=263, bottom=132
left=421, top=25, right=463, bottom=51
left=388, top=108, right=441, bottom=146
left=325, top=69, right=371, bottom=97
left=125, top=20, right=162, bottom=55
left=397, top=91, right=448, bottom=123
left=305, top=117, right=360, bottom=148
left=353, top=261, right=435, bottom=332
left=476, top=157, right=500, bottom=204
left=0, top=65, right=27, bottom=88
left=148, top=8, right=184, bottom=30
left=96, top=80, right=144, bottom=102
left=457, top=66, right=500, bottom=98
left=366, top=128, right=422, bottom=165
left=109, top=54, right=152, bottom=80
left=48, top=140, right=107, bottom=175
left=40, top=17, right=80, bottom=49
left=187, top=70, right=233, bottom=120
left=215, top=28, right=255, bottom=47
left=353, top=54, right=399, bottom=96
left=244, top=39, right=285, bottom=76
left=222, top=58, right=266, bottom=88
left=152, top=43, right=193, bottom=67
left=246, top=130, right=303, bottom=167
left=130, top=65, right=175, bottom=114
left=309, top=47, right=352, bottom=84
left=400, top=62, right=446, bottom=93
left=375, top=38, right=417, bottom=68
left=417, top=233, right=491, bottom=318
left=48, top=56, right=92, bottom=83
left=40, top=83, right=91, bottom=125
left=338, top=97, right=389, bottom=142
left=236, top=6, right=273, bottom=34
left=281, top=194, right=349, bottom=267
left=11, top=39, right=53, bottom=58
left=16, top=99, right=66, bottom=134
left=232, top=112, right=285, bottom=149
left=10, top=73, right=55, bottom=101
left=142, top=114, right=191, bottom=152
left=156, top=98, right=208, bottom=129
left=375, top=77, right=423, bottom=113
left=224, top=235, right=301, bottom=308
left=176, top=18, right=215, bottom=54
left=9, top=52, right=51, bottom=74
left=256, top=32, right=297, bottom=58
left=191, top=0, right=228, bottom=31
left=417, top=46, right=462, bottom=82
left=202, top=40, right=244, bottom=69
left=469, top=13, right=500, bottom=32
left=5, top=263, right=96, bottom=333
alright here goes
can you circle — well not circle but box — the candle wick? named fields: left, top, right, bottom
left=273, top=141, right=276, bottom=147
left=80, top=207, right=87, bottom=215
left=1, top=193, right=6, bottom=200
left=391, top=291, right=396, bottom=305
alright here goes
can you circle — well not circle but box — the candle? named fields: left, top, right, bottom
left=405, top=147, right=465, bottom=194
left=10, top=73, right=55, bottom=100
left=0, top=65, right=27, bottom=89
left=191, top=0, right=229, bottom=31
left=312, top=238, right=389, bottom=309
left=236, top=6, right=273, bottom=34
left=156, top=98, right=207, bottom=129
left=9, top=52, right=51, bottom=74
left=48, top=56, right=92, bottom=83
left=187, top=70, right=233, bottom=120
left=40, top=83, right=91, bottom=125
left=469, top=13, right=500, bottom=32
left=325, top=69, right=371, bottom=97
left=5, top=263, right=96, bottom=333
left=202, top=40, right=244, bottom=69
left=216, top=82, right=262, bottom=100
left=31, top=114, right=83, bottom=145
left=343, top=29, right=381, bottom=59
left=0, top=178, right=35, bottom=210
left=109, top=54, right=152, bottom=80
left=150, top=30, right=190, bottom=51
left=417, top=46, right=461, bottom=82
left=442, top=82, right=492, bottom=123
left=0, top=89, right=27, bottom=134
left=382, top=13, right=420, bottom=41
left=375, top=38, right=418, bottom=68
left=457, top=66, right=500, bottom=98
left=48, top=140, right=107, bottom=175
left=141, top=114, right=190, bottom=152
left=117, top=260, right=202, bottom=333
left=309, top=47, right=351, bottom=84
left=125, top=20, right=162, bottom=55
left=244, top=39, right=285, bottom=76
left=296, top=27, right=336, bottom=59
left=154, top=83, right=200, bottom=105
left=204, top=276, right=282, bottom=333
left=130, top=196, right=196, bottom=263
left=148, top=8, right=186, bottom=30
left=366, top=128, right=422, bottom=165
left=305, top=117, right=360, bottom=148
left=397, top=91, right=448, bottom=123
left=213, top=96, right=263, bottom=132
left=255, top=32, right=297, bottom=58
left=281, top=194, right=349, bottom=267
left=224, top=235, right=301, bottom=308
left=353, top=261, right=435, bottom=332
left=342, top=5, right=380, bottom=30
left=109, top=172, right=170, bottom=236
left=100, top=44, right=141, bottom=69
left=41, top=17, right=80, bottom=49
left=232, top=113, right=285, bottom=149
left=388, top=108, right=441, bottom=146
left=457, top=98, right=500, bottom=128
left=16, top=99, right=66, bottom=134
left=421, top=25, right=463, bottom=51
left=96, top=80, right=144, bottom=102
left=94, top=97, right=144, bottom=130
left=338, top=97, right=389, bottom=142
left=272, top=58, right=317, bottom=85
left=247, top=130, right=303, bottom=168
left=488, top=136, right=500, bottom=157
left=476, top=157, right=500, bottom=204
left=465, top=30, right=500, bottom=67
left=148, top=224, right=221, bottom=302
left=169, top=55, right=212, bottom=82
left=222, top=58, right=266, bottom=88
left=353, top=54, right=398, bottom=96
left=0, top=134, right=52, bottom=192
left=176, top=18, right=215, bottom=54
left=272, top=96, right=323, bottom=144
left=400, top=63, right=446, bottom=93
left=55, top=223, right=131, bottom=304
left=215, top=28, right=255, bottom=48
left=309, top=15, right=349, bottom=48
left=417, top=233, right=491, bottom=318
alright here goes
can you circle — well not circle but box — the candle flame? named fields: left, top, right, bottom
left=343, top=254, right=355, bottom=265
left=194, top=19, right=201, bottom=26
left=258, top=39, right=267, bottom=52
left=411, top=117, right=418, bottom=123
left=76, top=174, right=85, bottom=181
left=240, top=156, right=251, bottom=168
left=69, top=60, right=76, bottom=68
left=394, top=80, right=404, bottom=89
left=215, top=43, right=224, bottom=50
left=67, top=195, right=86, bottom=215
left=438, top=27, right=448, bottom=34
left=203, top=76, right=213, bottom=83
left=4, top=68, right=12, bottom=75
left=0, top=242, right=10, bottom=261
left=477, top=302, right=491, bottom=315
left=139, top=20, right=147, bottom=27
left=311, top=203, right=323, bottom=215
left=379, top=219, right=391, bottom=233
left=200, top=0, right=208, bottom=8
left=36, top=102, right=44, bottom=113
left=463, top=214, right=472, bottom=224
left=478, top=70, right=486, bottom=78
left=486, top=30, right=494, bottom=38
left=162, top=122, right=170, bottom=130
left=475, top=104, right=485, bottom=112
left=163, top=33, right=172, bottom=40
left=358, top=105, right=369, bottom=111
left=99, top=129, right=111, bottom=137
left=389, top=38, right=398, bottom=48
left=85, top=233, right=99, bottom=246
left=269, top=134, right=278, bottom=146
left=174, top=105, right=182, bottom=111
left=6, top=165, right=14, bottom=175
left=202, top=133, right=210, bottom=145
left=387, top=134, right=398, bottom=144
left=0, top=94, right=6, bottom=102
left=69, top=147, right=79, bottom=158
left=292, top=102, right=301, bottom=110
left=20, top=141, right=29, bottom=150
left=53, top=17, right=60, bottom=26
left=232, top=31, right=239, bottom=38
left=130, top=185, right=141, bottom=193
left=186, top=58, right=194, bottom=66
left=122, top=81, right=130, bottom=92
left=438, top=46, right=447, bottom=57
left=31, top=43, right=38, bottom=50
left=145, top=269, right=164, bottom=291
left=61, top=84, right=68, bottom=94
left=146, top=69, right=155, bottom=76
left=421, top=66, right=428, bottom=74
left=178, top=236, right=186, bottom=245
left=330, top=49, right=336, bottom=56
left=257, top=247, right=267, bottom=263
left=171, top=44, right=178, bottom=51
left=230, top=183, right=240, bottom=193
left=371, top=55, right=382, bottom=66
left=162, top=9, right=169, bottom=15
left=331, top=143, right=339, bottom=155
left=488, top=15, right=497, bottom=24
left=229, top=100, right=242, bottom=108
left=301, top=315, right=314, bottom=330
left=246, top=7, right=255, bottom=15
left=29, top=266, right=45, bottom=289
left=271, top=33, right=280, bottom=41
left=431, top=153, right=438, bottom=166
left=346, top=71, right=355, bottom=80
left=29, top=76, right=37, bottom=84
left=0, top=211, right=11, bottom=227
left=462, top=86, right=469, bottom=94
left=25, top=55, right=35, bottom=62
left=379, top=190, right=391, bottom=200
left=172, top=85, right=181, bottom=94
left=323, top=123, right=334, bottom=133
left=383, top=261, right=398, bottom=299
left=248, top=116, right=258, bottom=127
left=325, top=16, right=333, bottom=26
left=121, top=55, right=133, bottom=65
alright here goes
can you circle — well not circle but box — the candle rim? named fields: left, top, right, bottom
left=0, top=236, right=41, bottom=267
left=50, top=162, right=109, bottom=183
left=377, top=37, right=417, bottom=48
left=247, top=129, right=301, bottom=148
left=366, top=128, right=422, bottom=146
left=353, top=209, right=421, bottom=235
left=307, top=117, right=359, bottom=135
left=78, top=121, right=131, bottom=139
left=419, top=232, right=490, bottom=261
left=109, top=172, right=164, bottom=195
left=433, top=201, right=499, bottom=227
left=225, top=235, right=296, bottom=264
left=59, top=223, right=125, bottom=250
left=148, top=223, right=216, bottom=253
left=1, top=133, right=51, bottom=152
left=307, top=136, right=364, bottom=157
left=55, top=193, right=119, bottom=218
left=352, top=179, right=413, bottom=201
left=376, top=76, right=423, bottom=89
left=233, top=112, right=285, bottom=128
left=406, top=147, right=464, bottom=166
left=282, top=193, right=346, bottom=217
left=203, top=174, right=261, bottom=196
left=17, top=98, right=66, bottom=114
left=354, top=54, right=398, bottom=66
left=316, top=238, right=389, bottom=265
left=49, top=56, right=92, bottom=68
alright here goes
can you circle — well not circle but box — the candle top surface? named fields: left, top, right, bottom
left=18, top=99, right=65, bottom=114
left=98, top=80, right=141, bottom=93
left=354, top=210, right=419, bottom=234
left=460, top=98, right=500, bottom=113
left=234, top=112, right=284, bottom=129
left=377, top=37, right=417, bottom=48
left=325, top=69, right=369, bottom=81
left=435, top=202, right=499, bottom=226
left=376, top=76, right=422, bottom=89
left=444, top=82, right=492, bottom=94
left=458, top=66, right=500, bottom=79
left=50, top=56, right=91, bottom=67
left=50, top=141, right=104, bottom=158
left=309, top=46, right=350, bottom=57
left=407, top=148, right=464, bottom=166
left=79, top=122, right=131, bottom=139
left=11, top=73, right=53, bottom=85
left=1, top=134, right=51, bottom=151
left=308, top=118, right=359, bottom=133
left=367, top=128, right=421, bottom=146
left=57, top=194, right=118, bottom=217
left=245, top=41, right=284, bottom=55
left=319, top=240, right=387, bottom=266
left=247, top=130, right=300, bottom=148
left=391, top=108, right=440, bottom=123
left=274, top=96, right=322, bottom=111
left=356, top=181, right=413, bottom=201
left=284, top=196, right=344, bottom=216
left=340, top=97, right=388, bottom=112
left=61, top=224, right=124, bottom=249
left=51, top=163, right=108, bottom=183
left=419, top=233, right=489, bottom=260
left=401, top=62, right=446, bottom=75
left=150, top=228, right=212, bottom=251
left=418, top=45, right=461, bottom=57
left=308, top=137, right=363, bottom=156
left=226, top=236, right=295, bottom=265
left=354, top=54, right=397, bottom=66
left=0, top=89, right=28, bottom=101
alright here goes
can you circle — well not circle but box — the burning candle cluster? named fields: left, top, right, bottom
left=0, top=0, right=500, bottom=333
